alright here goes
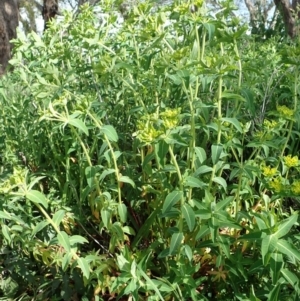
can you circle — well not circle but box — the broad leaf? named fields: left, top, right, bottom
left=101, top=125, right=118, bottom=142
left=169, top=232, right=183, bottom=255
left=26, top=190, right=48, bottom=209
left=277, top=239, right=300, bottom=261
left=211, top=144, right=223, bottom=165
left=68, top=118, right=88, bottom=135
left=182, top=204, right=195, bottom=232
left=57, top=231, right=71, bottom=252
left=118, top=203, right=127, bottom=223
left=162, top=190, right=183, bottom=214
left=52, top=210, right=65, bottom=228
left=77, top=257, right=90, bottom=279
left=261, top=234, right=278, bottom=265
left=119, top=175, right=135, bottom=188
left=274, top=214, right=298, bottom=239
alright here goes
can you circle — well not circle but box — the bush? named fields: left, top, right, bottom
left=0, top=1, right=300, bottom=300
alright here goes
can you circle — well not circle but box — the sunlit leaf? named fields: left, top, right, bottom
left=77, top=257, right=90, bottom=279
left=169, top=232, right=183, bottom=255
left=68, top=118, right=88, bottom=135
left=101, top=125, right=118, bottom=142
left=57, top=231, right=71, bottom=252
left=118, top=203, right=127, bottom=223
left=26, top=190, right=48, bottom=209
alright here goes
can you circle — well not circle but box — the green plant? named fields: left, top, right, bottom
left=0, top=0, right=299, bottom=300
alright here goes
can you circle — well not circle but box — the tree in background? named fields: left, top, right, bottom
left=42, top=0, right=59, bottom=30
left=274, top=0, right=300, bottom=38
left=0, top=0, right=19, bottom=75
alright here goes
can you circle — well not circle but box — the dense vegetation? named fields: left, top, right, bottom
left=0, top=1, right=300, bottom=300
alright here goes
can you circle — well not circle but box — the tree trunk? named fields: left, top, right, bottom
left=42, top=0, right=59, bottom=31
left=0, top=0, right=19, bottom=75
left=273, top=0, right=299, bottom=38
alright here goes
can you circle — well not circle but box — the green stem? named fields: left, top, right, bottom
left=87, top=113, right=122, bottom=204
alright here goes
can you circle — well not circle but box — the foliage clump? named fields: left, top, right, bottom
left=0, top=1, right=300, bottom=300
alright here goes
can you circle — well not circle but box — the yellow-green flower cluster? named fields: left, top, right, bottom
left=136, top=114, right=163, bottom=144
left=291, top=181, right=300, bottom=195
left=277, top=105, right=294, bottom=118
left=283, top=155, right=299, bottom=168
left=0, top=167, right=26, bottom=194
left=263, top=119, right=278, bottom=130
left=160, top=108, right=181, bottom=130
left=262, top=165, right=277, bottom=178
left=174, top=3, right=190, bottom=13
left=269, top=177, right=283, bottom=193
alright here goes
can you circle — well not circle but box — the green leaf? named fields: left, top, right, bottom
left=184, top=176, right=206, bottom=188
left=194, top=147, right=206, bottom=164
left=261, top=235, right=278, bottom=265
left=268, top=282, right=281, bottom=301
left=2, top=225, right=11, bottom=243
left=122, top=226, right=136, bottom=235
left=184, top=244, right=193, bottom=262
left=137, top=266, right=165, bottom=301
left=221, top=117, right=243, bottom=133
left=68, top=118, right=88, bottom=135
left=270, top=253, right=283, bottom=285
left=221, top=92, right=245, bottom=103
left=77, top=257, right=90, bottom=279
left=194, top=165, right=213, bottom=175
left=155, top=140, right=168, bottom=167
left=62, top=253, right=73, bottom=271
left=132, top=207, right=160, bottom=248
left=162, top=190, right=183, bottom=214
left=101, top=209, right=111, bottom=228
left=52, top=210, right=65, bottom=228
left=182, top=204, right=195, bottom=232
left=32, top=220, right=49, bottom=237
left=250, top=285, right=261, bottom=301
left=281, top=268, right=298, bottom=286
left=111, top=222, right=124, bottom=241
left=274, top=213, right=298, bottom=239
left=69, top=235, right=88, bottom=246
left=211, top=144, right=223, bottom=165
left=213, top=177, right=227, bottom=190
left=0, top=210, right=11, bottom=220
left=101, top=125, right=118, bottom=142
left=57, top=231, right=71, bottom=252
left=85, top=166, right=101, bottom=187
left=169, top=232, right=183, bottom=255
left=26, top=190, right=48, bottom=209
left=119, top=175, right=135, bottom=188
left=277, top=239, right=300, bottom=261
left=215, top=197, right=234, bottom=212
left=118, top=203, right=127, bottom=223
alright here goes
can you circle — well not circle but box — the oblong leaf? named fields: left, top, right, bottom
left=32, top=220, right=49, bottom=237
left=211, top=144, right=223, bottom=165
left=77, top=257, right=90, bottom=279
left=52, top=210, right=65, bottom=228
left=119, top=175, right=135, bottom=188
left=101, top=125, right=118, bottom=142
left=162, top=190, right=183, bottom=214
left=169, top=232, right=183, bottom=255
left=118, top=203, right=127, bottom=223
left=213, top=177, right=227, bottom=190
left=26, top=190, right=48, bottom=209
left=275, top=214, right=298, bottom=239
left=184, top=176, right=206, bottom=188
left=68, top=118, right=88, bottom=135
left=182, top=204, right=195, bottom=232
left=57, top=231, right=71, bottom=252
